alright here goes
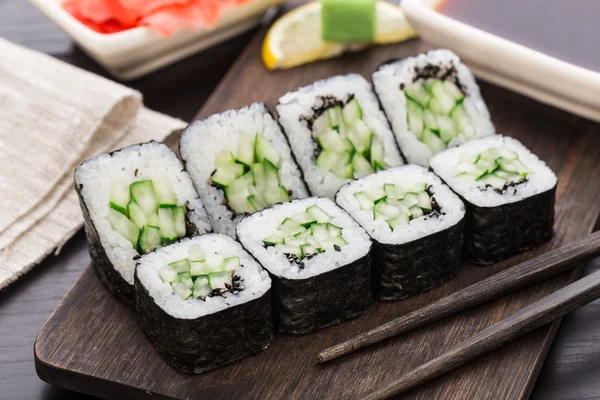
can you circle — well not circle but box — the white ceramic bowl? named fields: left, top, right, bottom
left=30, top=0, right=283, bottom=80
left=402, top=0, right=600, bottom=122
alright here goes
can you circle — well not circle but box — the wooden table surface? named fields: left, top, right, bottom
left=1, top=1, right=599, bottom=399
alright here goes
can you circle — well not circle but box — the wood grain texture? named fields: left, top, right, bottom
left=33, top=1, right=600, bottom=399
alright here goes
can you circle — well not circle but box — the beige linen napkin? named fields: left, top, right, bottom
left=0, top=39, right=187, bottom=289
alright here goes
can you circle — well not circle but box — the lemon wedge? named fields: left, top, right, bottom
left=262, top=1, right=416, bottom=71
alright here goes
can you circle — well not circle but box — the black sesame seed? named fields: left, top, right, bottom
left=334, top=244, right=341, bottom=251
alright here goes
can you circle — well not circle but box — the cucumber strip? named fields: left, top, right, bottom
left=479, top=174, right=507, bottom=190
left=318, top=128, right=350, bottom=153
left=159, top=266, right=178, bottom=284
left=406, top=97, right=424, bottom=138
left=127, top=200, right=147, bottom=228
left=248, top=194, right=267, bottom=211
left=354, top=191, right=375, bottom=210
left=138, top=226, right=161, bottom=253
left=107, top=209, right=139, bottom=248
left=291, top=212, right=317, bottom=227
left=450, top=104, right=472, bottom=135
left=275, top=243, right=302, bottom=257
left=235, top=133, right=255, bottom=166
left=375, top=200, right=401, bottom=218
left=251, top=163, right=267, bottom=191
left=110, top=179, right=130, bottom=216
left=154, top=179, right=178, bottom=208
left=443, top=81, right=465, bottom=102
left=158, top=208, right=178, bottom=243
left=172, top=281, right=192, bottom=300
left=211, top=163, right=245, bottom=187
left=422, top=129, right=446, bottom=154
left=130, top=180, right=158, bottom=215
left=147, top=213, right=160, bottom=228
left=188, top=246, right=205, bottom=262
left=370, top=137, right=385, bottom=169
left=403, top=183, right=427, bottom=193
left=169, top=258, right=191, bottom=273
left=423, top=109, right=439, bottom=131
left=223, top=257, right=240, bottom=271
left=418, top=191, right=432, bottom=211
left=283, top=237, right=306, bottom=248
left=455, top=162, right=484, bottom=175
left=409, top=205, right=424, bottom=219
left=430, top=81, right=456, bottom=114
left=494, top=170, right=523, bottom=183
left=351, top=153, right=374, bottom=178
left=327, top=223, right=342, bottom=237
left=190, top=261, right=207, bottom=277
left=384, top=184, right=403, bottom=200
left=208, top=271, right=232, bottom=290
left=403, top=193, right=419, bottom=208
left=263, top=160, right=282, bottom=189
left=497, top=159, right=528, bottom=176
left=436, top=115, right=458, bottom=143
left=193, top=276, right=211, bottom=298
left=387, top=214, right=410, bottom=230
left=306, top=205, right=332, bottom=223
left=326, top=106, right=342, bottom=129
left=254, top=134, right=281, bottom=167
left=347, top=129, right=369, bottom=155
left=373, top=160, right=385, bottom=172
left=474, top=159, right=498, bottom=176
left=300, top=243, right=318, bottom=258
left=224, top=172, right=255, bottom=214
left=312, top=112, right=328, bottom=136
left=206, top=253, right=225, bottom=273
left=320, top=236, right=347, bottom=250
left=404, top=83, right=431, bottom=107
left=178, top=272, right=194, bottom=288
left=373, top=210, right=387, bottom=221
left=263, top=230, right=287, bottom=245
left=172, top=206, right=186, bottom=238
left=316, top=149, right=340, bottom=171
left=311, top=223, right=330, bottom=241
left=455, top=172, right=480, bottom=181
left=281, top=218, right=305, bottom=235
left=353, top=120, right=373, bottom=144
left=264, top=185, right=291, bottom=205
left=342, top=98, right=362, bottom=124
left=215, top=151, right=236, bottom=169
left=334, top=151, right=354, bottom=179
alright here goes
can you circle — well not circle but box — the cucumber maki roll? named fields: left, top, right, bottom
left=236, top=197, right=372, bottom=334
left=430, top=135, right=557, bottom=265
left=135, top=234, right=273, bottom=373
left=336, top=165, right=465, bottom=300
left=74, top=141, right=212, bottom=304
left=277, top=74, right=404, bottom=199
left=180, top=103, right=309, bottom=237
left=372, top=49, right=495, bottom=166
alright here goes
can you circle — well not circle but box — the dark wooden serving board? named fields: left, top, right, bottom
left=35, top=2, right=600, bottom=399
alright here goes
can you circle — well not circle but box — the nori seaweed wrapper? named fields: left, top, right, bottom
left=134, top=272, right=274, bottom=374
left=462, top=186, right=556, bottom=265
left=269, top=253, right=372, bottom=334
left=372, top=218, right=464, bottom=301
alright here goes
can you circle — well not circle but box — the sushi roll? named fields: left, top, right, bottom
left=236, top=198, right=372, bottom=333
left=336, top=165, right=465, bottom=300
left=180, top=103, right=309, bottom=237
left=74, top=141, right=212, bottom=304
left=372, top=49, right=495, bottom=166
left=135, top=234, right=273, bottom=373
left=430, top=135, right=557, bottom=265
left=277, top=74, right=404, bottom=199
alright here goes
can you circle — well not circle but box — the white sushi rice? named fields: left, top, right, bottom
left=236, top=197, right=372, bottom=279
left=336, top=165, right=465, bottom=245
left=74, top=141, right=212, bottom=285
left=180, top=103, right=310, bottom=237
left=430, top=135, right=558, bottom=207
left=372, top=49, right=495, bottom=167
left=136, top=235, right=271, bottom=319
left=276, top=74, right=404, bottom=199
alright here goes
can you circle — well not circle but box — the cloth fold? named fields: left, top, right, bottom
left=0, top=39, right=187, bottom=289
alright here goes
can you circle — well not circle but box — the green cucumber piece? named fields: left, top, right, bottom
left=263, top=185, right=291, bottom=206
left=332, top=151, right=353, bottom=179
left=211, top=163, right=245, bottom=187
left=450, top=104, right=473, bottom=137
left=283, top=237, right=306, bottom=248
left=455, top=162, right=485, bottom=176
left=479, top=174, right=507, bottom=190
left=192, top=276, right=211, bottom=298
left=208, top=270, right=232, bottom=289
left=110, top=179, right=130, bottom=216
left=147, top=213, right=160, bottom=228
left=354, top=191, right=374, bottom=210
left=404, top=83, right=431, bottom=107
left=403, top=193, right=419, bottom=208
left=172, top=281, right=192, bottom=300
left=422, top=129, right=446, bottom=154
left=264, top=230, right=287, bottom=245
left=418, top=191, right=432, bottom=211
left=127, top=200, right=146, bottom=229
left=353, top=120, right=373, bottom=146
left=312, top=112, right=328, bottom=135
left=130, top=180, right=158, bottom=215
left=154, top=179, right=177, bottom=208
left=320, top=236, right=347, bottom=251
left=178, top=272, right=194, bottom=288
left=409, top=205, right=424, bottom=219
left=205, top=253, right=225, bottom=273
left=169, top=258, right=190, bottom=273
left=494, top=170, right=523, bottom=183
left=107, top=209, right=139, bottom=248
left=291, top=212, right=317, bottom=228
left=497, top=158, right=528, bottom=176
left=406, top=97, right=424, bottom=139
left=315, top=149, right=340, bottom=171
left=248, top=194, right=266, bottom=211
left=351, top=153, right=374, bottom=178
left=190, top=261, right=207, bottom=277
left=436, top=115, right=458, bottom=143
left=223, top=257, right=240, bottom=271
left=138, top=226, right=161, bottom=253
left=443, top=81, right=465, bottom=102
left=263, top=160, right=282, bottom=189
left=172, top=206, right=186, bottom=238
left=327, top=223, right=342, bottom=237
left=423, top=109, right=439, bottom=131
left=281, top=218, right=305, bottom=235
left=318, top=128, right=350, bottom=153
left=275, top=243, right=302, bottom=257
left=306, top=205, right=332, bottom=223
left=158, top=208, right=178, bottom=244
left=300, top=243, right=318, bottom=258
left=404, top=182, right=427, bottom=193
left=347, top=128, right=370, bottom=155
left=326, top=106, right=343, bottom=130
left=429, top=81, right=456, bottom=114
left=188, top=246, right=205, bottom=262
left=159, top=266, right=178, bottom=284
left=369, top=137, right=385, bottom=169
left=474, top=159, right=499, bottom=176
left=374, top=200, right=401, bottom=218
left=224, top=172, right=255, bottom=214
left=215, top=151, right=236, bottom=169
left=236, top=133, right=255, bottom=166
left=254, top=134, right=281, bottom=167
left=311, top=223, right=330, bottom=241
left=387, top=214, right=410, bottom=229
left=342, top=98, right=362, bottom=124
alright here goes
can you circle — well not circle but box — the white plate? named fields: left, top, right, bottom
left=401, top=0, right=600, bottom=122
left=30, top=0, right=283, bottom=80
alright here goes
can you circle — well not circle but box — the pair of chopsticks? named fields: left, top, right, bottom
left=317, top=231, right=600, bottom=399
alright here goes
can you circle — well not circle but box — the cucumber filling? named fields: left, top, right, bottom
left=210, top=133, right=291, bottom=215
left=404, top=77, right=475, bottom=154
left=310, top=95, right=386, bottom=180
left=108, top=179, right=187, bottom=254
left=454, top=146, right=529, bottom=192
left=261, top=206, right=346, bottom=268
left=353, top=182, right=440, bottom=230
left=158, top=247, right=244, bottom=300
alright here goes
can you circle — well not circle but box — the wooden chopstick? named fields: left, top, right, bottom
left=318, top=231, right=600, bottom=363
left=363, top=269, right=600, bottom=399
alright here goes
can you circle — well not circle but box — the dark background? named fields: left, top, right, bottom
left=1, top=0, right=599, bottom=399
